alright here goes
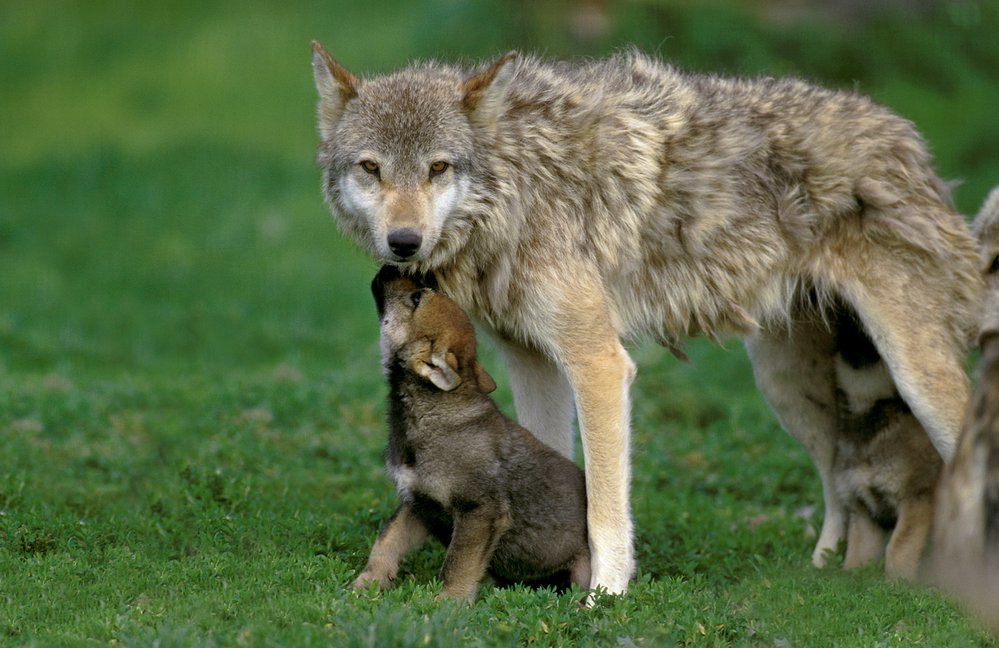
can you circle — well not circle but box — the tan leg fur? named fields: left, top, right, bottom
left=353, top=503, right=430, bottom=590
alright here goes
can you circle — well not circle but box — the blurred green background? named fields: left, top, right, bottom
left=2, top=0, right=997, bottom=378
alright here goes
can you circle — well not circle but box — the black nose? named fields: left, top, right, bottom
left=387, top=228, right=422, bottom=258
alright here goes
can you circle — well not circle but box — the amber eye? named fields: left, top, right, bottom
left=429, top=161, right=449, bottom=178
left=360, top=160, right=380, bottom=175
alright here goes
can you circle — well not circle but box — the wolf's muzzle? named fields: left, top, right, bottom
left=387, top=228, right=422, bottom=259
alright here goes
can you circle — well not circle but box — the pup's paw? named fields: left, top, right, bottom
left=435, top=585, right=476, bottom=604
left=352, top=570, right=390, bottom=590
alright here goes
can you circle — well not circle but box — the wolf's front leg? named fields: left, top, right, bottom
left=353, top=502, right=429, bottom=590
left=558, top=331, right=636, bottom=596
left=495, top=337, right=576, bottom=459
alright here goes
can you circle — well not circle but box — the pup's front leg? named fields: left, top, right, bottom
left=884, top=497, right=934, bottom=580
left=438, top=503, right=511, bottom=602
left=353, top=502, right=429, bottom=590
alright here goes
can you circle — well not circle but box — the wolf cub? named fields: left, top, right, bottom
left=353, top=265, right=590, bottom=601
left=831, top=310, right=942, bottom=580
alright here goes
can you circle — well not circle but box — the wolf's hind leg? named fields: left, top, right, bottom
left=844, top=272, right=972, bottom=462
left=746, top=318, right=845, bottom=567
left=496, top=338, right=577, bottom=459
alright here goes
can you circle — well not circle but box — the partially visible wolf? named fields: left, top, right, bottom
left=312, top=43, right=982, bottom=593
left=830, top=308, right=941, bottom=580
left=354, top=265, right=590, bottom=601
left=929, top=186, right=999, bottom=628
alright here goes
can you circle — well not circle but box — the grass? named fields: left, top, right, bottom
left=2, top=0, right=999, bottom=645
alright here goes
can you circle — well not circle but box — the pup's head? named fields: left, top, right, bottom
left=311, top=41, right=517, bottom=269
left=372, top=265, right=496, bottom=394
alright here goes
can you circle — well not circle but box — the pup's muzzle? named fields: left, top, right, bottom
left=371, top=265, right=439, bottom=319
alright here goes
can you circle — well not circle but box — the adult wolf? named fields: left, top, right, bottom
left=311, top=43, right=982, bottom=594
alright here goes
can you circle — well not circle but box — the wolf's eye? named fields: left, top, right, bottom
left=410, top=290, right=423, bottom=307
left=360, top=160, right=380, bottom=175
left=990, top=256, right=999, bottom=274
left=429, top=161, right=449, bottom=178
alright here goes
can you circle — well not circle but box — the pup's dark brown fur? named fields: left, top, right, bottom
left=353, top=266, right=590, bottom=601
left=831, top=310, right=941, bottom=580
left=928, top=186, right=999, bottom=629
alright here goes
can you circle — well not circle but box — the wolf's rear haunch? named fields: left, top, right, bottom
left=311, top=42, right=982, bottom=594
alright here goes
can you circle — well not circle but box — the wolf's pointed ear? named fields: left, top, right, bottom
left=312, top=40, right=360, bottom=136
left=473, top=360, right=497, bottom=394
left=462, top=51, right=517, bottom=128
left=415, top=350, right=462, bottom=392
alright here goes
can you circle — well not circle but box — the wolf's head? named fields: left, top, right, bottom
left=312, top=42, right=516, bottom=269
left=371, top=265, right=496, bottom=394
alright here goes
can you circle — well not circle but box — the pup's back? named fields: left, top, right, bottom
left=367, top=266, right=589, bottom=598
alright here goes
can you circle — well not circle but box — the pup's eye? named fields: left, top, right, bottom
left=360, top=160, right=380, bottom=175
left=990, top=256, right=999, bottom=274
left=410, top=290, right=423, bottom=307
left=429, top=161, right=449, bottom=178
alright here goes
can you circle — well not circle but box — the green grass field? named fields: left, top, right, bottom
left=3, top=1, right=999, bottom=645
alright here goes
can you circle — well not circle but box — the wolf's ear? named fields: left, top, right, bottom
left=472, top=360, right=497, bottom=394
left=462, top=51, right=517, bottom=128
left=311, top=40, right=360, bottom=136
left=415, top=349, right=462, bottom=392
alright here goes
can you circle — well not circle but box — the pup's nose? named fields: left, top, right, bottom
left=387, top=228, right=422, bottom=259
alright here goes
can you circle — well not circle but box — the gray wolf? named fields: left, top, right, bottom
left=312, top=43, right=982, bottom=593
left=353, top=265, right=590, bottom=601
left=830, top=308, right=941, bottom=580
left=929, top=186, right=999, bottom=628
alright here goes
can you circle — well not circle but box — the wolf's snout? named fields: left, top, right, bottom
left=387, top=228, right=422, bottom=259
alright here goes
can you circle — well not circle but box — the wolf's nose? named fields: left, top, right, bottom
left=387, top=228, right=422, bottom=258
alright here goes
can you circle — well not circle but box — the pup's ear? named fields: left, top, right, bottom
left=415, top=350, right=462, bottom=392
left=462, top=51, right=517, bottom=128
left=311, top=40, right=360, bottom=137
left=473, top=360, right=497, bottom=394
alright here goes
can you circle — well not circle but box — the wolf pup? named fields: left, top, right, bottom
left=354, top=265, right=590, bottom=601
left=929, top=186, right=999, bottom=628
left=312, top=44, right=982, bottom=592
left=830, top=309, right=942, bottom=580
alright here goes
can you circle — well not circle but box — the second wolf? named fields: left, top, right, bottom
left=929, top=187, right=999, bottom=627
left=312, top=45, right=983, bottom=592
